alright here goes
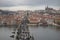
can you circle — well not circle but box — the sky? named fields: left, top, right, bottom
left=0, top=0, right=60, bottom=10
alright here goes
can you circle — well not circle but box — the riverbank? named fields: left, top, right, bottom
left=0, top=23, right=60, bottom=28
left=0, top=25, right=18, bottom=27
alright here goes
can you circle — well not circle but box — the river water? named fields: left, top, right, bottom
left=0, top=26, right=60, bottom=40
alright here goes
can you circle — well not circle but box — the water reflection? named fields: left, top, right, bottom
left=0, top=26, right=60, bottom=40
left=0, top=26, right=14, bottom=40
left=29, top=26, right=60, bottom=40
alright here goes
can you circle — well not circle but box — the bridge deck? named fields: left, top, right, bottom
left=15, top=16, right=34, bottom=40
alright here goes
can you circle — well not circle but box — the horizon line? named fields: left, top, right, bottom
left=0, top=5, right=60, bottom=11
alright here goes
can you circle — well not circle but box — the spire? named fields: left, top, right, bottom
left=45, top=6, right=49, bottom=10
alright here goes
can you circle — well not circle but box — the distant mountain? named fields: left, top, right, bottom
left=0, top=9, right=16, bottom=15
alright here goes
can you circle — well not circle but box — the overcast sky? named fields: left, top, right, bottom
left=0, top=0, right=60, bottom=10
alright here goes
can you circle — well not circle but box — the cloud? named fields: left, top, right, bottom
left=0, top=0, right=60, bottom=7
left=0, top=0, right=15, bottom=7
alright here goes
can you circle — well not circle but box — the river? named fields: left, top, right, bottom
left=0, top=26, right=60, bottom=40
